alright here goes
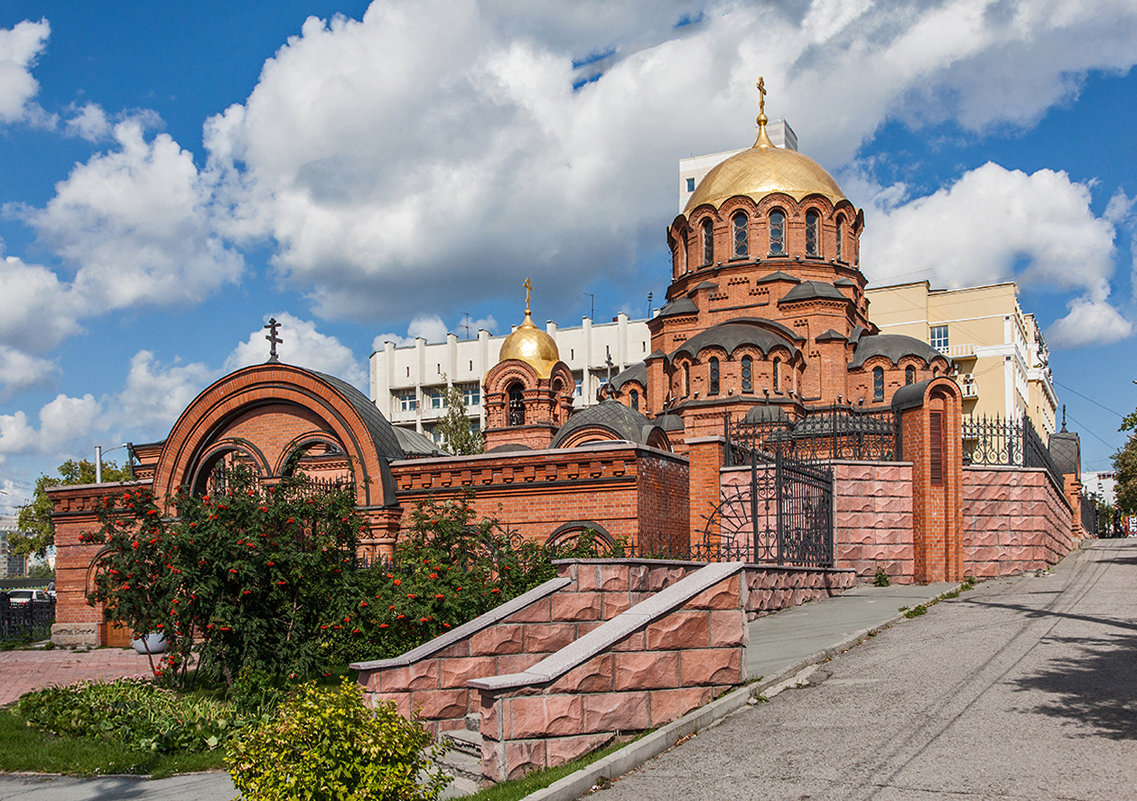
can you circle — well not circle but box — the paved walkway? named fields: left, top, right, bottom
left=0, top=649, right=151, bottom=706
left=584, top=540, right=1135, bottom=801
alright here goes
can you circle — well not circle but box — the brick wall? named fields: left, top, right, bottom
left=962, top=467, right=1077, bottom=576
left=391, top=444, right=689, bottom=549
left=830, top=461, right=915, bottom=582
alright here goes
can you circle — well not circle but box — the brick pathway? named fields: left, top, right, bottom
left=0, top=649, right=152, bottom=706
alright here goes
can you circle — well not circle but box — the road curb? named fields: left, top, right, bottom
left=518, top=584, right=956, bottom=801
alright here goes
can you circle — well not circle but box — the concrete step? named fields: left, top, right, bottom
left=444, top=727, right=482, bottom=758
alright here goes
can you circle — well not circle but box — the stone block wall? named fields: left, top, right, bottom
left=355, top=558, right=855, bottom=783
left=830, top=461, right=915, bottom=582
left=962, top=467, right=1076, bottom=576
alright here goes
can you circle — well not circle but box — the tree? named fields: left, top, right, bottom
left=15, top=458, right=131, bottom=558
left=85, top=469, right=364, bottom=687
left=434, top=383, right=483, bottom=455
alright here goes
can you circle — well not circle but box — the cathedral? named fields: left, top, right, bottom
left=481, top=86, right=948, bottom=453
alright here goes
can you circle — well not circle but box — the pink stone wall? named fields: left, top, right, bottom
left=962, top=467, right=1077, bottom=577
left=744, top=567, right=857, bottom=617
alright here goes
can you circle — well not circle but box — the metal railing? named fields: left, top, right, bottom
left=962, top=413, right=1064, bottom=491
left=0, top=597, right=55, bottom=642
left=725, top=405, right=899, bottom=466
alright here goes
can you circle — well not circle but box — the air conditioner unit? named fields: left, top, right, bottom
left=962, top=373, right=974, bottom=382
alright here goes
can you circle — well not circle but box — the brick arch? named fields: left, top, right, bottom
left=187, top=438, right=271, bottom=496
left=153, top=364, right=398, bottom=510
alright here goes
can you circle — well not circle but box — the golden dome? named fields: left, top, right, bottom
left=684, top=135, right=846, bottom=213
left=498, top=311, right=560, bottom=378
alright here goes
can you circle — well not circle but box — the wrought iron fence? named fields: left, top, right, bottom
left=724, top=405, right=899, bottom=467
left=962, top=413, right=1064, bottom=490
left=0, top=597, right=55, bottom=642
left=700, top=450, right=834, bottom=567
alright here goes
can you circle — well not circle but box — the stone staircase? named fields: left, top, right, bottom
left=438, top=714, right=483, bottom=799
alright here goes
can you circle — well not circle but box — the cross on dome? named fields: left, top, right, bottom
left=264, top=317, right=283, bottom=363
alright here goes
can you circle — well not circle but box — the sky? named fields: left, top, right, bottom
left=2, top=0, right=1137, bottom=514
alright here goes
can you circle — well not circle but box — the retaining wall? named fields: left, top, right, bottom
left=963, top=467, right=1077, bottom=576
left=354, top=558, right=855, bottom=782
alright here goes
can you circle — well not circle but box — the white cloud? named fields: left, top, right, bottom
left=0, top=254, right=83, bottom=354
left=1047, top=294, right=1135, bottom=347
left=63, top=102, right=111, bottom=141
left=189, top=0, right=1137, bottom=325
left=862, top=163, right=1117, bottom=295
left=0, top=346, right=58, bottom=397
left=0, top=393, right=102, bottom=460
left=0, top=19, right=49, bottom=125
left=224, top=312, right=367, bottom=388
left=113, top=351, right=215, bottom=432
left=15, top=119, right=244, bottom=310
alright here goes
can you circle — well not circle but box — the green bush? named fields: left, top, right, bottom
left=15, top=679, right=240, bottom=754
left=873, top=568, right=891, bottom=587
left=226, top=678, right=447, bottom=801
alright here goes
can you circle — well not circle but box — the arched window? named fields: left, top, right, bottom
left=629, top=389, right=640, bottom=411
left=773, top=357, right=781, bottom=392
left=872, top=367, right=884, bottom=401
left=805, top=210, right=819, bottom=256
left=708, top=357, right=720, bottom=395
left=731, top=212, right=748, bottom=258
left=741, top=356, right=753, bottom=393
left=905, top=365, right=916, bottom=385
left=682, top=362, right=690, bottom=396
left=834, top=215, right=844, bottom=262
left=701, top=219, right=714, bottom=266
left=508, top=383, right=525, bottom=426
left=768, top=210, right=785, bottom=255
left=681, top=232, right=689, bottom=273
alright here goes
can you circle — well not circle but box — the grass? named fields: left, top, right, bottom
left=0, top=709, right=226, bottom=777
left=464, top=737, right=634, bottom=801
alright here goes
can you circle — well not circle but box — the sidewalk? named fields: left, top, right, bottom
left=0, top=575, right=970, bottom=800
left=0, top=648, right=152, bottom=707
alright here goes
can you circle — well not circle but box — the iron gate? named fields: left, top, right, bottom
left=703, top=449, right=834, bottom=567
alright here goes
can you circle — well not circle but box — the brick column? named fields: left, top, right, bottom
left=686, top=436, right=725, bottom=548
left=1063, top=474, right=1085, bottom=541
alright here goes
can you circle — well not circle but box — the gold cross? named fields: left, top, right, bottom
left=523, top=277, right=533, bottom=315
left=757, top=77, right=766, bottom=115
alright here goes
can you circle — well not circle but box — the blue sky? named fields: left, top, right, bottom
left=2, top=0, right=1136, bottom=512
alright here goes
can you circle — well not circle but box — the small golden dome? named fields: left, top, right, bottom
left=498, top=311, right=560, bottom=378
left=684, top=79, right=846, bottom=213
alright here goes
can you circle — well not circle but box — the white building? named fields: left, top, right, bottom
left=1081, top=471, right=1116, bottom=505
left=370, top=314, right=652, bottom=441
left=0, top=515, right=27, bottom=578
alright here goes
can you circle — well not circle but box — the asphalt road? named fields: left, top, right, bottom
left=589, top=539, right=1137, bottom=801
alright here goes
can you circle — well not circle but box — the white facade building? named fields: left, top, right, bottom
left=1081, top=471, right=1116, bottom=506
left=370, top=314, right=652, bottom=441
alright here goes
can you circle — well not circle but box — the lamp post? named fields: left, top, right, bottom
left=94, top=443, right=129, bottom=484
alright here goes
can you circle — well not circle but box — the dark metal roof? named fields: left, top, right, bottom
left=655, top=413, right=685, bottom=432
left=1049, top=430, right=1080, bottom=475
left=833, top=277, right=856, bottom=287
left=657, top=297, right=698, bottom=318
left=754, top=271, right=801, bottom=285
left=849, top=334, right=945, bottom=369
left=891, top=380, right=931, bottom=412
left=611, top=362, right=647, bottom=390
left=310, top=371, right=404, bottom=461
left=780, top=280, right=848, bottom=304
left=550, top=401, right=662, bottom=448
left=815, top=328, right=848, bottom=343
left=693, top=280, right=719, bottom=291
left=670, top=319, right=801, bottom=360
left=744, top=405, right=790, bottom=423
left=393, top=426, right=448, bottom=458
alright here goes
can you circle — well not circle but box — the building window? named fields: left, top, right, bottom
left=574, top=377, right=583, bottom=397
left=709, top=357, right=720, bottom=395
left=428, top=389, right=444, bottom=410
left=930, top=325, right=949, bottom=353
left=773, top=357, right=781, bottom=392
left=741, top=356, right=753, bottom=393
left=507, top=383, right=525, bottom=426
left=835, top=215, right=844, bottom=262
left=701, top=219, right=714, bottom=266
left=462, top=383, right=480, bottom=407
left=397, top=391, right=417, bottom=412
left=905, top=365, right=916, bottom=385
left=768, top=210, right=785, bottom=255
left=872, top=367, right=884, bottom=401
left=682, top=362, right=690, bottom=396
left=731, top=212, right=748, bottom=258
left=805, top=210, right=819, bottom=256
left=630, top=389, right=640, bottom=411
left=686, top=177, right=695, bottom=192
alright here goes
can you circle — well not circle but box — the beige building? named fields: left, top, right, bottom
left=864, top=281, right=1058, bottom=437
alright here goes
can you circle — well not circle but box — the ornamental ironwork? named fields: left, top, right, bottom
left=725, top=405, right=899, bottom=466
left=962, top=413, right=1063, bottom=490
